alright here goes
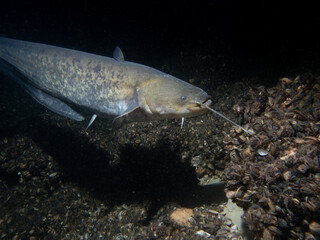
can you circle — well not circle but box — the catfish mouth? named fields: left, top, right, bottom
left=191, top=97, right=212, bottom=109
left=201, top=97, right=212, bottom=107
left=186, top=97, right=212, bottom=113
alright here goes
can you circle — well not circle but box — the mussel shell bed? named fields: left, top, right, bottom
left=223, top=73, right=320, bottom=239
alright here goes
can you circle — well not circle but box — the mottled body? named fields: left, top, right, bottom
left=0, top=37, right=210, bottom=127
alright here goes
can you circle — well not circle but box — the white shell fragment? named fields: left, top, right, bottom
left=195, top=230, right=211, bottom=238
left=257, top=149, right=268, bottom=156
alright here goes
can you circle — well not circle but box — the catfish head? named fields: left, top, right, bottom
left=138, top=75, right=211, bottom=118
left=113, top=74, right=211, bottom=128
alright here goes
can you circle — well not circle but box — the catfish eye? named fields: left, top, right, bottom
left=181, top=95, right=187, bottom=101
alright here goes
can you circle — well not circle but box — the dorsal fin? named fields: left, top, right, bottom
left=113, top=46, right=125, bottom=61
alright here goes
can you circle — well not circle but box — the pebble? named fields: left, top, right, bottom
left=170, top=208, right=194, bottom=227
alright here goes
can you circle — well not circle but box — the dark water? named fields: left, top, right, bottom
left=1, top=1, right=319, bottom=86
left=0, top=1, right=320, bottom=239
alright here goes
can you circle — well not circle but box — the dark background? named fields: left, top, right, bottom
left=1, top=0, right=319, bottom=87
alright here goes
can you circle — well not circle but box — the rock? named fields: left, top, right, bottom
left=170, top=208, right=194, bottom=227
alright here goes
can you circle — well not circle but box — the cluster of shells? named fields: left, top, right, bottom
left=222, top=74, right=320, bottom=239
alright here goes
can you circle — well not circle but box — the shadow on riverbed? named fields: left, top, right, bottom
left=21, top=120, right=226, bottom=221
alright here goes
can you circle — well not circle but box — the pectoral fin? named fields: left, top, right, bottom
left=23, top=82, right=84, bottom=121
